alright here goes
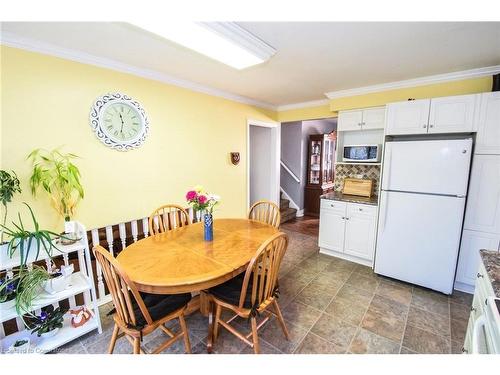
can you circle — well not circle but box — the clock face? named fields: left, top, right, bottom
left=89, top=93, right=149, bottom=151
left=102, top=103, right=143, bottom=142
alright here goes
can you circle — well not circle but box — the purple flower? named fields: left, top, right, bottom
left=39, top=311, right=48, bottom=321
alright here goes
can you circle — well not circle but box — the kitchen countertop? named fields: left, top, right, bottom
left=321, top=191, right=378, bottom=206
left=480, top=249, right=500, bottom=298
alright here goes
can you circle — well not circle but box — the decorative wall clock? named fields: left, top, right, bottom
left=89, top=93, right=149, bottom=151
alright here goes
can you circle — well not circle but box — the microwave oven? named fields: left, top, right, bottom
left=342, top=144, right=381, bottom=162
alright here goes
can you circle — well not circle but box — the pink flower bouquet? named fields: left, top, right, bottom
left=185, top=186, right=220, bottom=214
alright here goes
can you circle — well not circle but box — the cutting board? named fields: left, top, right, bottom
left=342, top=178, right=374, bottom=197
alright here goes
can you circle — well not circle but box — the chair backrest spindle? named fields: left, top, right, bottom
left=248, top=200, right=281, bottom=229
left=148, top=204, right=191, bottom=236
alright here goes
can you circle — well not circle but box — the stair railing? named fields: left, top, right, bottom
left=280, top=160, right=300, bottom=183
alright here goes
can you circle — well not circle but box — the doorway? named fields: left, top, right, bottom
left=247, top=119, right=280, bottom=209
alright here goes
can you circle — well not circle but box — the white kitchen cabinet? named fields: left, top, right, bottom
left=464, top=155, right=500, bottom=234
left=475, top=92, right=500, bottom=155
left=428, top=94, right=477, bottom=134
left=361, top=107, right=386, bottom=130
left=337, top=107, right=385, bottom=131
left=338, top=110, right=363, bottom=131
left=343, top=204, right=377, bottom=260
left=319, top=200, right=377, bottom=265
left=456, top=230, right=500, bottom=287
left=385, top=99, right=431, bottom=135
left=386, top=94, right=480, bottom=135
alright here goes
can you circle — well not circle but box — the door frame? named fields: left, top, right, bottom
left=246, top=118, right=281, bottom=210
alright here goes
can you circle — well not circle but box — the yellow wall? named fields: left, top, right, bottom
left=330, top=77, right=492, bottom=111
left=0, top=46, right=277, bottom=231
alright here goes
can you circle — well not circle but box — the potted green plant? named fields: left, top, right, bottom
left=0, top=203, right=63, bottom=269
left=9, top=338, right=31, bottom=353
left=0, top=265, right=50, bottom=319
left=0, top=276, right=19, bottom=311
left=28, top=148, right=84, bottom=235
left=30, top=306, right=67, bottom=338
left=0, top=170, right=22, bottom=244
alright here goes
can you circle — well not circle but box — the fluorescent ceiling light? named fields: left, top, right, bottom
left=133, top=22, right=276, bottom=70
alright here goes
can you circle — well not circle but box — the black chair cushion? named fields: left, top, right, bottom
left=132, top=292, right=191, bottom=327
left=209, top=273, right=276, bottom=309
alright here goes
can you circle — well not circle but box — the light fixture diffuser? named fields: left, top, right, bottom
left=133, top=21, right=276, bottom=70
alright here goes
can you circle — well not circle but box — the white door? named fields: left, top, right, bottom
left=385, top=99, right=430, bottom=135
left=361, top=107, right=386, bottom=130
left=344, top=208, right=376, bottom=260
left=375, top=190, right=466, bottom=294
left=456, top=230, right=500, bottom=286
left=318, top=208, right=346, bottom=252
left=476, top=92, right=500, bottom=155
left=464, top=155, right=500, bottom=234
left=428, top=94, right=477, bottom=134
left=381, top=139, right=473, bottom=195
left=338, top=110, right=363, bottom=131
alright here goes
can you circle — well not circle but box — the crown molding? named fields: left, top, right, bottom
left=325, top=65, right=500, bottom=99
left=276, top=98, right=329, bottom=111
left=0, top=31, right=277, bottom=111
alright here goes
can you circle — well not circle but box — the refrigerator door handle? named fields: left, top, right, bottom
left=379, top=192, right=388, bottom=234
left=382, top=145, right=392, bottom=190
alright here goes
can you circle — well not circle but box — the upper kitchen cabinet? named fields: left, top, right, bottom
left=464, top=154, right=500, bottom=234
left=385, top=99, right=431, bottom=135
left=361, top=107, right=386, bottom=130
left=475, top=92, right=500, bottom=155
left=338, top=110, right=363, bottom=131
left=337, top=107, right=385, bottom=131
left=386, top=94, right=480, bottom=135
left=428, top=94, right=477, bottom=134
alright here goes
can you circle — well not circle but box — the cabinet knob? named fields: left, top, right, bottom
left=470, top=306, right=476, bottom=312
left=477, top=273, right=484, bottom=278
left=461, top=347, right=468, bottom=353
left=429, top=124, right=434, bottom=128
left=346, top=217, right=350, bottom=220
left=423, top=125, right=427, bottom=128
left=358, top=123, right=362, bottom=126
left=342, top=216, right=345, bottom=220
left=359, top=208, right=363, bottom=211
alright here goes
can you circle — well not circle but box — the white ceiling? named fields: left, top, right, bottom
left=2, top=22, right=500, bottom=108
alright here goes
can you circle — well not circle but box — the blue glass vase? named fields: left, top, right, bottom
left=203, top=212, right=213, bottom=241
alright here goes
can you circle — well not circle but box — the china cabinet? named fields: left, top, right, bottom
left=304, top=132, right=336, bottom=215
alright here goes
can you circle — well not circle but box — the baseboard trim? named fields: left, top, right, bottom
left=296, top=209, right=304, bottom=217
left=319, top=247, right=373, bottom=267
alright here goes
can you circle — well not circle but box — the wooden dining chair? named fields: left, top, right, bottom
left=206, top=232, right=290, bottom=354
left=148, top=204, right=191, bottom=235
left=93, top=245, right=192, bottom=354
left=248, top=200, right=281, bottom=229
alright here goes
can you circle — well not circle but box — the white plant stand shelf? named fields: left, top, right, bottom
left=1, top=315, right=99, bottom=354
left=0, top=221, right=102, bottom=354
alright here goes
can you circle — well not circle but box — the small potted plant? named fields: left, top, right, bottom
left=30, top=306, right=67, bottom=338
left=9, top=338, right=31, bottom=353
left=28, top=148, right=84, bottom=236
left=0, top=170, right=22, bottom=251
left=0, top=203, right=64, bottom=269
left=0, top=277, right=19, bottom=311
left=186, top=186, right=220, bottom=241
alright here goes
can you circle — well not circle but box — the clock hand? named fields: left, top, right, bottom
left=119, top=113, right=125, bottom=132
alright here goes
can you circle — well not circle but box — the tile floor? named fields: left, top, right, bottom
left=53, top=218, right=472, bottom=354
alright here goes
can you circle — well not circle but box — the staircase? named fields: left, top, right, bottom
left=280, top=192, right=297, bottom=224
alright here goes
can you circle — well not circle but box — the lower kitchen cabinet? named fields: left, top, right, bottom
left=455, top=230, right=500, bottom=291
left=319, top=199, right=378, bottom=265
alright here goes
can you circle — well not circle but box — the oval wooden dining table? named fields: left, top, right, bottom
left=117, top=218, right=279, bottom=352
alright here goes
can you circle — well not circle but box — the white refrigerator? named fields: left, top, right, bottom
left=374, top=138, right=473, bottom=294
